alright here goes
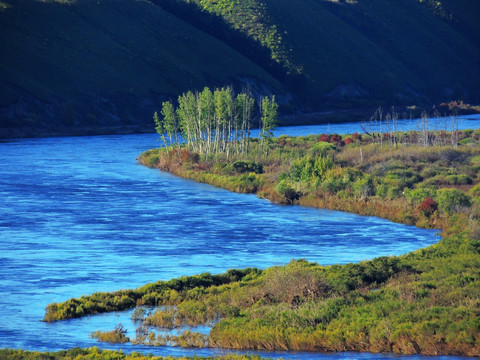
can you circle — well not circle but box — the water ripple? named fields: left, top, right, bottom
left=0, top=127, right=475, bottom=359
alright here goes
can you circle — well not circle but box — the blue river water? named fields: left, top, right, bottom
left=1, top=114, right=479, bottom=359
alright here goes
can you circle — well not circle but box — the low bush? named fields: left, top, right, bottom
left=404, top=186, right=437, bottom=204
left=446, top=174, right=473, bottom=185
left=418, top=197, right=438, bottom=217
left=145, top=307, right=176, bottom=329
left=91, top=323, right=129, bottom=343
left=352, top=175, right=375, bottom=198
left=158, top=330, right=209, bottom=348
left=308, top=141, right=337, bottom=157
left=276, top=179, right=301, bottom=204
left=436, top=188, right=472, bottom=214
left=230, top=160, right=263, bottom=174
left=469, top=183, right=480, bottom=197
left=232, top=173, right=263, bottom=193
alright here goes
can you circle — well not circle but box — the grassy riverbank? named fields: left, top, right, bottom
left=139, top=130, right=479, bottom=231
left=44, top=129, right=480, bottom=356
left=0, top=348, right=270, bottom=360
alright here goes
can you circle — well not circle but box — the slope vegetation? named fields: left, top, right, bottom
left=0, top=0, right=479, bottom=138
left=0, top=0, right=283, bottom=137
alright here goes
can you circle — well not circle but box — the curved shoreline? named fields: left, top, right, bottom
left=43, top=132, right=479, bottom=356
left=137, top=154, right=439, bottom=232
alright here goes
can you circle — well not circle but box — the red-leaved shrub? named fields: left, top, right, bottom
left=319, top=134, right=330, bottom=142
left=418, top=197, right=438, bottom=217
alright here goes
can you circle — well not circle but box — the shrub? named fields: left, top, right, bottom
left=353, top=176, right=375, bottom=198
left=231, top=160, right=263, bottom=174
left=233, top=173, right=263, bottom=193
left=330, top=134, right=342, bottom=144
left=317, top=134, right=343, bottom=145
left=404, top=186, right=437, bottom=204
left=263, top=260, right=329, bottom=303
left=440, top=149, right=467, bottom=164
left=147, top=154, right=160, bottom=167
left=91, top=323, right=129, bottom=343
left=459, top=137, right=475, bottom=145
left=351, top=132, right=362, bottom=141
left=344, top=137, right=354, bottom=145
left=155, top=330, right=209, bottom=348
left=375, top=177, right=407, bottom=199
left=469, top=183, right=480, bottom=197
left=131, top=307, right=150, bottom=321
left=471, top=155, right=480, bottom=165
left=445, top=174, right=473, bottom=185
left=319, top=134, right=330, bottom=142
left=420, top=167, right=439, bottom=179
left=424, top=174, right=449, bottom=186
left=290, top=156, right=333, bottom=183
left=314, top=156, right=334, bottom=179
left=436, top=189, right=471, bottom=214
left=309, top=141, right=336, bottom=157
left=375, top=183, right=389, bottom=198
left=321, top=177, right=346, bottom=195
left=144, top=307, right=176, bottom=329
left=277, top=179, right=300, bottom=204
left=385, top=169, right=422, bottom=189
left=179, top=149, right=200, bottom=164
left=456, top=174, right=472, bottom=185
left=418, top=197, right=438, bottom=217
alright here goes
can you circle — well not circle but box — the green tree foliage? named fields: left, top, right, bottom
left=161, top=101, right=179, bottom=147
left=230, top=160, right=263, bottom=174
left=194, top=0, right=299, bottom=74
left=259, top=95, right=278, bottom=156
left=260, top=95, right=277, bottom=139
left=155, top=87, right=278, bottom=159
left=154, top=111, right=166, bottom=146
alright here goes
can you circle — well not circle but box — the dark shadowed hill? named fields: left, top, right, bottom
left=0, top=0, right=479, bottom=138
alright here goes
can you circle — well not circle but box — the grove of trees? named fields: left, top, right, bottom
left=154, top=86, right=278, bottom=158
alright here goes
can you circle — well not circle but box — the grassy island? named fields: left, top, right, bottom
left=43, top=122, right=480, bottom=356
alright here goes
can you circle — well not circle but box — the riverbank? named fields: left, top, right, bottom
left=0, top=348, right=271, bottom=360
left=138, top=130, right=479, bottom=232
left=43, top=129, right=479, bottom=356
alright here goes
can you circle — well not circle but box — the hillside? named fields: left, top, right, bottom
left=0, top=0, right=479, bottom=138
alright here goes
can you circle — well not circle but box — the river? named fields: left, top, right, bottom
left=1, top=115, right=479, bottom=359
